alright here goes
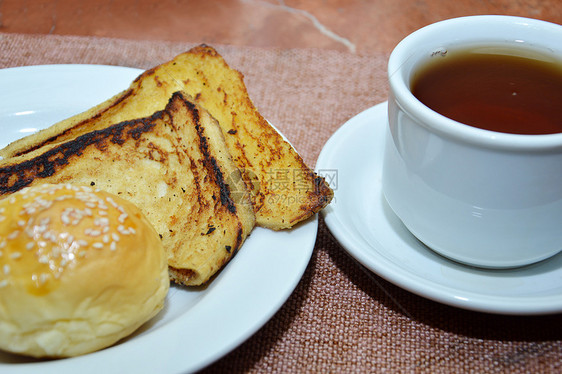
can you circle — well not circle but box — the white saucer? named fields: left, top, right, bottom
left=316, top=102, right=562, bottom=315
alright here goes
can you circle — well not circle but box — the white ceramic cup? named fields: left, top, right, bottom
left=382, top=15, right=562, bottom=268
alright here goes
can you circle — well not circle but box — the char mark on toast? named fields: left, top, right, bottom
left=0, top=92, right=256, bottom=286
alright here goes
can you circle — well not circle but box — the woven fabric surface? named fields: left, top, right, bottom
left=1, top=32, right=561, bottom=373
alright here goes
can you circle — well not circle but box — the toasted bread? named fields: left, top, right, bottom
left=0, top=45, right=333, bottom=230
left=0, top=92, right=256, bottom=286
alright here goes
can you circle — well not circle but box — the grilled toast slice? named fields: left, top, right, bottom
left=0, top=45, right=333, bottom=230
left=0, top=92, right=256, bottom=286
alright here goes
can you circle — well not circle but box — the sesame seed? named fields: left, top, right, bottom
left=0, top=185, right=142, bottom=285
left=42, top=231, right=57, bottom=242
left=85, top=228, right=101, bottom=237
left=106, top=196, right=119, bottom=208
left=35, top=224, right=48, bottom=234
left=60, top=214, right=71, bottom=225
left=24, top=227, right=35, bottom=237
left=7, top=231, right=19, bottom=240
left=94, top=217, right=109, bottom=227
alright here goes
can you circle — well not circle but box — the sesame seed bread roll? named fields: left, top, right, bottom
left=0, top=183, right=169, bottom=358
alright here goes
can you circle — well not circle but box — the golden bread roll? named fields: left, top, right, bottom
left=0, top=183, right=169, bottom=358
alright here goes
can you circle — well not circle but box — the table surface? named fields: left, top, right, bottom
left=2, top=0, right=561, bottom=55
left=1, top=1, right=562, bottom=373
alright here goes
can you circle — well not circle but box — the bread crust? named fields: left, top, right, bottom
left=0, top=45, right=333, bottom=230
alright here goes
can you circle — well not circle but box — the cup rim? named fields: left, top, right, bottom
left=388, top=15, right=562, bottom=151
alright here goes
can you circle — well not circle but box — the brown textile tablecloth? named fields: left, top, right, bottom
left=1, top=33, right=562, bottom=373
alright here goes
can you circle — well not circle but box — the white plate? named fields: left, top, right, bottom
left=0, top=65, right=317, bottom=373
left=316, top=102, right=562, bottom=315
